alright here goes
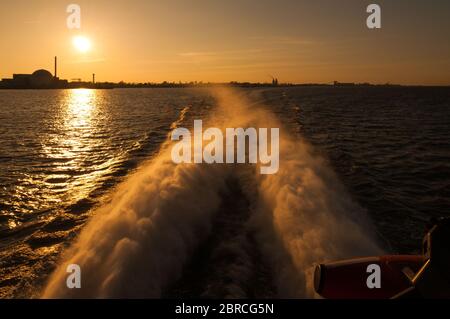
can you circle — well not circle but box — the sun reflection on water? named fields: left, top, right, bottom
left=67, top=89, right=96, bottom=129
left=0, top=88, right=199, bottom=298
left=37, top=89, right=107, bottom=210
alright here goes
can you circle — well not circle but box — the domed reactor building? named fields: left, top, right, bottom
left=0, top=57, right=68, bottom=89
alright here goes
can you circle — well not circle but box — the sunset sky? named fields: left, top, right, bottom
left=1, top=0, right=449, bottom=85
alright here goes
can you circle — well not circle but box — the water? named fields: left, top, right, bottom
left=0, top=89, right=212, bottom=223
left=264, top=86, right=450, bottom=252
left=0, top=86, right=449, bottom=298
left=0, top=88, right=214, bottom=297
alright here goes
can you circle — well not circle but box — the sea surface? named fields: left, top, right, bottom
left=0, top=86, right=449, bottom=298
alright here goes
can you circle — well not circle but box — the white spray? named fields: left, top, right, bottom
left=42, top=87, right=382, bottom=298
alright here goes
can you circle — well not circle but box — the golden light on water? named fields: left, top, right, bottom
left=39, top=89, right=99, bottom=163
left=37, top=89, right=107, bottom=206
left=48, top=89, right=98, bottom=160
left=67, top=88, right=95, bottom=128
left=3, top=89, right=103, bottom=233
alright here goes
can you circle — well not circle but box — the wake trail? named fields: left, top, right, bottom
left=165, top=172, right=276, bottom=299
left=42, top=102, right=232, bottom=297
left=212, top=88, right=383, bottom=297
left=42, top=87, right=382, bottom=298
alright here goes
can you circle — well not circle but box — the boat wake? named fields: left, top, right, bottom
left=42, top=87, right=382, bottom=298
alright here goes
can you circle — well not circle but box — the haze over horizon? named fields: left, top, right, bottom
left=1, top=0, right=449, bottom=85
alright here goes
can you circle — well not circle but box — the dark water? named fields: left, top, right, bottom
left=266, top=86, right=450, bottom=252
left=0, top=86, right=449, bottom=298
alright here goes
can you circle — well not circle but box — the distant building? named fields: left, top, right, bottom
left=0, top=57, right=68, bottom=89
left=334, top=81, right=356, bottom=87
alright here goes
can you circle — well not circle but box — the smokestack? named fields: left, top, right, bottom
left=54, top=56, right=57, bottom=78
left=93, top=73, right=95, bottom=84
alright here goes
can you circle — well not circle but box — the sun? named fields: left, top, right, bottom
left=73, top=36, right=91, bottom=53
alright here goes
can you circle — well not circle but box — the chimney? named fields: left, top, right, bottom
left=54, top=56, right=57, bottom=78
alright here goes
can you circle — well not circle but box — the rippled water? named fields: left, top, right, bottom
left=0, top=89, right=212, bottom=225
left=0, top=86, right=449, bottom=298
left=265, top=86, right=450, bottom=252
left=0, top=88, right=213, bottom=297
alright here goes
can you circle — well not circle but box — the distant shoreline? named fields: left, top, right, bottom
left=1, top=82, right=449, bottom=90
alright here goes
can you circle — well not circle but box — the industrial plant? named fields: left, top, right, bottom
left=0, top=57, right=69, bottom=89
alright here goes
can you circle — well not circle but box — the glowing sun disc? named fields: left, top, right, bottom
left=73, top=36, right=91, bottom=53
